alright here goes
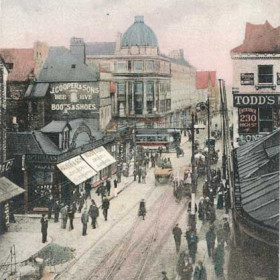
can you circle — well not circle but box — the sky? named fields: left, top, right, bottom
left=0, top=0, right=280, bottom=85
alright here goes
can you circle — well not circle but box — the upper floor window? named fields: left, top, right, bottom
left=146, top=61, right=154, bottom=71
left=62, top=130, right=70, bottom=149
left=117, top=62, right=127, bottom=72
left=134, top=61, right=143, bottom=71
left=117, top=83, right=126, bottom=95
left=146, top=82, right=154, bottom=94
left=258, top=65, right=273, bottom=84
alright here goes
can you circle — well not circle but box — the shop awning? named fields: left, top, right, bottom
left=81, top=146, right=116, bottom=172
left=57, top=156, right=97, bottom=186
left=0, top=177, right=25, bottom=203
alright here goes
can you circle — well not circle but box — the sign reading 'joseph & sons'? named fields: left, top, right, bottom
left=238, top=107, right=258, bottom=134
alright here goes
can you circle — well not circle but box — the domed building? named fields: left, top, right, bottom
left=84, top=15, right=198, bottom=129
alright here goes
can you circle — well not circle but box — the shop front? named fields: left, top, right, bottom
left=0, top=177, right=25, bottom=235
left=233, top=93, right=280, bottom=144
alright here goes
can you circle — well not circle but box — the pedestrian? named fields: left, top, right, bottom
left=133, top=169, right=137, bottom=181
left=53, top=200, right=60, bottom=223
left=68, top=205, right=75, bottom=230
left=40, top=214, right=48, bottom=243
left=172, top=224, right=182, bottom=253
left=85, top=181, right=92, bottom=200
left=193, top=260, right=207, bottom=280
left=88, top=200, right=99, bottom=228
left=180, top=256, right=193, bottom=280
left=114, top=177, right=118, bottom=197
left=47, top=195, right=53, bottom=220
left=161, top=271, right=169, bottom=280
left=142, top=169, right=146, bottom=184
left=60, top=204, right=68, bottom=229
left=216, top=186, right=224, bottom=209
left=106, top=178, right=111, bottom=196
left=185, top=226, right=192, bottom=250
left=188, top=231, right=198, bottom=263
left=206, top=225, right=216, bottom=257
left=223, top=217, right=231, bottom=246
left=138, top=167, right=142, bottom=183
left=138, top=199, right=146, bottom=220
left=216, top=226, right=225, bottom=248
left=198, top=197, right=204, bottom=221
left=81, top=208, right=89, bottom=236
left=213, top=243, right=225, bottom=278
left=224, top=188, right=230, bottom=214
left=102, top=196, right=110, bottom=221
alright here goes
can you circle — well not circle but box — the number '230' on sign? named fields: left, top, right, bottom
left=238, top=107, right=258, bottom=134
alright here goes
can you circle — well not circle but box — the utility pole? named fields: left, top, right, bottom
left=189, top=112, right=196, bottom=231
left=207, top=96, right=211, bottom=185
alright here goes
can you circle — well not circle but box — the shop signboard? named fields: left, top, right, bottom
left=240, top=73, right=254, bottom=85
left=0, top=158, right=14, bottom=175
left=233, top=94, right=280, bottom=107
left=238, top=107, right=258, bottom=134
left=50, top=82, right=99, bottom=113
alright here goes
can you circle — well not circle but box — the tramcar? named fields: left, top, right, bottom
left=135, top=128, right=181, bottom=151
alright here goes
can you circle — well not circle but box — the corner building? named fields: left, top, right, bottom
left=85, top=16, right=197, bottom=128
left=231, top=21, right=280, bottom=146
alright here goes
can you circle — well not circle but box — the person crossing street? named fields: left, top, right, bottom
left=81, top=208, right=89, bottom=236
left=172, top=224, right=182, bottom=253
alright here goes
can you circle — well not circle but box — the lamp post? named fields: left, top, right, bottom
left=207, top=96, right=211, bottom=185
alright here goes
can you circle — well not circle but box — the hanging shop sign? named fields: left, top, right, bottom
left=50, top=82, right=99, bottom=112
left=233, top=94, right=280, bottom=107
left=238, top=108, right=258, bottom=134
left=240, top=73, right=254, bottom=85
left=238, top=134, right=263, bottom=144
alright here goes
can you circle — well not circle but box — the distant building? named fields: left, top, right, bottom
left=84, top=16, right=197, bottom=129
left=231, top=21, right=280, bottom=146
left=0, top=56, right=25, bottom=234
left=0, top=43, right=49, bottom=131
left=196, top=71, right=219, bottom=112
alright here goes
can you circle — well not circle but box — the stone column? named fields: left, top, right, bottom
left=125, top=81, right=129, bottom=116
left=131, top=82, right=135, bottom=115
left=143, top=81, right=147, bottom=115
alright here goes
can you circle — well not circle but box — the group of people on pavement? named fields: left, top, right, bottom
left=171, top=224, right=206, bottom=280
left=40, top=176, right=119, bottom=241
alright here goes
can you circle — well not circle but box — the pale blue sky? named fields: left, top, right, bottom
left=1, top=0, right=280, bottom=84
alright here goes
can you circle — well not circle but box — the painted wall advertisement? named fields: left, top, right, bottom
left=238, top=107, right=258, bottom=134
left=50, top=82, right=99, bottom=113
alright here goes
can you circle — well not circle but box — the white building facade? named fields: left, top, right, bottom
left=231, top=21, right=280, bottom=146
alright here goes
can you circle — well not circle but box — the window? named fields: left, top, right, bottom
left=117, top=83, right=126, bottom=95
left=259, top=107, right=273, bottom=133
left=63, top=130, right=70, bottom=149
left=100, top=63, right=111, bottom=71
left=71, top=64, right=76, bottom=69
left=134, top=82, right=143, bottom=95
left=146, top=61, right=154, bottom=71
left=117, top=62, right=127, bottom=72
left=146, top=82, right=154, bottom=94
left=155, top=61, right=160, bottom=72
left=134, top=61, right=143, bottom=71
left=258, top=65, right=273, bottom=84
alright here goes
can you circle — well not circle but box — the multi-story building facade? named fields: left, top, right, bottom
left=231, top=21, right=280, bottom=146
left=84, top=16, right=197, bottom=129
left=0, top=56, right=25, bottom=234
left=0, top=43, right=49, bottom=131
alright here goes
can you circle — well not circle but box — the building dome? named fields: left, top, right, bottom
left=121, top=16, right=158, bottom=47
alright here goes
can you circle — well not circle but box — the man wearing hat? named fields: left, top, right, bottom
left=172, top=224, right=182, bottom=253
left=161, top=271, right=169, bottom=280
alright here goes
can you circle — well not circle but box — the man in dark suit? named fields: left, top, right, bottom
left=40, top=214, right=48, bottom=243
left=102, top=197, right=110, bottom=221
